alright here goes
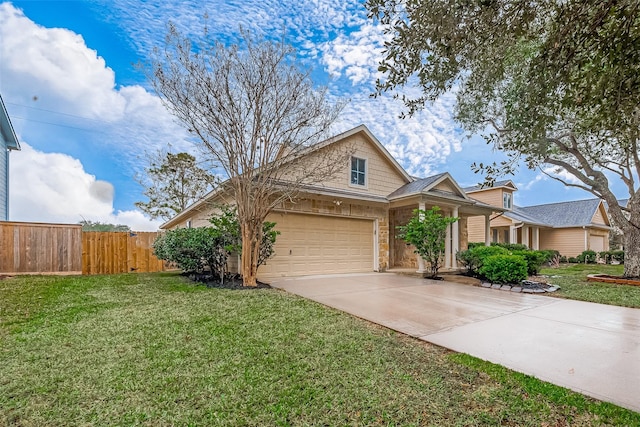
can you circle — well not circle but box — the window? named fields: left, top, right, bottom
left=503, top=192, right=512, bottom=209
left=350, top=157, right=366, bottom=186
left=492, top=229, right=498, bottom=243
left=503, top=229, right=510, bottom=244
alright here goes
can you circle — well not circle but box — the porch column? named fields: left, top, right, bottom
left=509, top=225, right=516, bottom=244
left=523, top=226, right=530, bottom=248
left=533, top=227, right=539, bottom=250
left=445, top=218, right=452, bottom=268
left=417, top=202, right=426, bottom=273
left=485, top=215, right=491, bottom=246
left=452, top=207, right=459, bottom=268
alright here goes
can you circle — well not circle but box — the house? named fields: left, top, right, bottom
left=161, top=125, right=498, bottom=280
left=466, top=181, right=610, bottom=257
left=0, top=95, right=20, bottom=221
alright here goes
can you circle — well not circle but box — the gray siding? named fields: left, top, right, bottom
left=0, top=137, right=7, bottom=220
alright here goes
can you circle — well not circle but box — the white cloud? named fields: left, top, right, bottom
left=9, top=143, right=162, bottom=231
left=541, top=166, right=583, bottom=186
left=0, top=3, right=194, bottom=158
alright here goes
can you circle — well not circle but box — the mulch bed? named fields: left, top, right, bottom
left=187, top=273, right=272, bottom=290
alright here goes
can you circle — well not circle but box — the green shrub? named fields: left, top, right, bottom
left=577, top=250, right=597, bottom=264
left=467, top=242, right=486, bottom=250
left=457, top=245, right=508, bottom=276
left=491, top=242, right=529, bottom=251
left=539, top=249, right=560, bottom=263
left=479, top=255, right=528, bottom=284
left=567, top=256, right=579, bottom=263
left=559, top=255, right=568, bottom=263
left=511, top=250, right=548, bottom=276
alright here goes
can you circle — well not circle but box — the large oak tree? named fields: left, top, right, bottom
left=368, top=0, right=640, bottom=277
left=149, top=28, right=346, bottom=286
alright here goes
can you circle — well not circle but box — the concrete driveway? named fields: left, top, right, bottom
left=271, top=273, right=640, bottom=413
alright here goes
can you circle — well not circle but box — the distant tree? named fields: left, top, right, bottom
left=396, top=207, right=458, bottom=279
left=148, top=27, right=346, bottom=286
left=135, top=151, right=216, bottom=221
left=368, top=0, right=640, bottom=278
left=80, top=220, right=130, bottom=232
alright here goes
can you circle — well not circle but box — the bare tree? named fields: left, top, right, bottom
left=149, top=27, right=347, bottom=286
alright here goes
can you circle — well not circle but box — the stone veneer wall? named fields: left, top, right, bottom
left=279, top=197, right=389, bottom=271
left=389, top=206, right=418, bottom=269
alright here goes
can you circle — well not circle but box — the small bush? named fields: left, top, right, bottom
left=491, top=242, right=529, bottom=251
left=511, top=250, right=548, bottom=276
left=559, top=255, right=568, bottom=263
left=467, top=242, right=486, bottom=250
left=577, top=250, right=597, bottom=264
left=479, top=255, right=528, bottom=284
left=567, top=256, right=579, bottom=263
left=457, top=245, right=509, bottom=276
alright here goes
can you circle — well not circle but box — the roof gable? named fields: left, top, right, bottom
left=388, top=172, right=469, bottom=201
left=463, top=179, right=517, bottom=193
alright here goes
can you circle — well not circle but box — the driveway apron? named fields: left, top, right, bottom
left=271, top=273, right=640, bottom=413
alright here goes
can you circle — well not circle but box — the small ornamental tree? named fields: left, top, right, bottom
left=397, top=207, right=458, bottom=278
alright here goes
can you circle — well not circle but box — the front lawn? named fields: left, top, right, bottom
left=1, top=273, right=638, bottom=425
left=540, top=264, right=640, bottom=309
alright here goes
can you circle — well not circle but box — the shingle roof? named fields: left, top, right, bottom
left=503, top=206, right=551, bottom=227
left=517, top=199, right=604, bottom=228
left=462, top=179, right=515, bottom=193
left=387, top=172, right=448, bottom=199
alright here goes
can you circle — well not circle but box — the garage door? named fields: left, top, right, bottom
left=590, top=235, right=605, bottom=252
left=258, top=212, right=374, bottom=279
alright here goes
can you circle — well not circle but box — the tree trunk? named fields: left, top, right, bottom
left=623, top=224, right=640, bottom=278
left=240, top=222, right=260, bottom=287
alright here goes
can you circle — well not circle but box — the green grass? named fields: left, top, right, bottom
left=540, top=264, right=640, bottom=308
left=1, top=273, right=638, bottom=426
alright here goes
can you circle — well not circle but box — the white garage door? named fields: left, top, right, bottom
left=258, top=212, right=374, bottom=279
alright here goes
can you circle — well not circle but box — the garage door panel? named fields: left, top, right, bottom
left=259, top=213, right=374, bottom=279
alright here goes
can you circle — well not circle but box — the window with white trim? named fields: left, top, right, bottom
left=350, top=157, right=366, bottom=186
left=503, top=192, right=512, bottom=209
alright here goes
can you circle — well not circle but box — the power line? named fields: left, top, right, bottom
left=6, top=101, right=114, bottom=125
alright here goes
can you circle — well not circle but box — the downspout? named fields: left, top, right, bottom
left=583, top=226, right=588, bottom=251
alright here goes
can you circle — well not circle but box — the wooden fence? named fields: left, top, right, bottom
left=0, top=222, right=165, bottom=275
left=82, top=231, right=165, bottom=275
left=0, top=221, right=83, bottom=274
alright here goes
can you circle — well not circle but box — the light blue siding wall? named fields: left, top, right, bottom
left=0, top=136, right=7, bottom=220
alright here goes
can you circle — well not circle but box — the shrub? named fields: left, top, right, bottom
left=479, top=255, right=528, bottom=284
left=539, top=249, right=560, bottom=263
left=567, top=256, right=579, bottom=263
left=467, top=242, right=486, bottom=250
left=153, top=227, right=213, bottom=273
left=559, top=255, right=568, bottom=263
left=457, top=245, right=509, bottom=276
left=511, top=250, right=548, bottom=276
left=491, top=242, right=528, bottom=251
left=577, top=250, right=597, bottom=264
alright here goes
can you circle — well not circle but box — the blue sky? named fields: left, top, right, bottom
left=0, top=1, right=610, bottom=230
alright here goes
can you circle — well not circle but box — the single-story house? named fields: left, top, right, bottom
left=161, top=125, right=499, bottom=280
left=0, top=94, right=20, bottom=221
left=465, top=181, right=610, bottom=257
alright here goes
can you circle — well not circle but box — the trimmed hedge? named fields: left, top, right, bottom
left=511, top=250, right=548, bottom=276
left=479, top=255, right=528, bottom=284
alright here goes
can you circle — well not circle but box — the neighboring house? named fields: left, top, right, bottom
left=0, top=95, right=20, bottom=221
left=162, top=125, right=498, bottom=280
left=466, top=182, right=610, bottom=257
